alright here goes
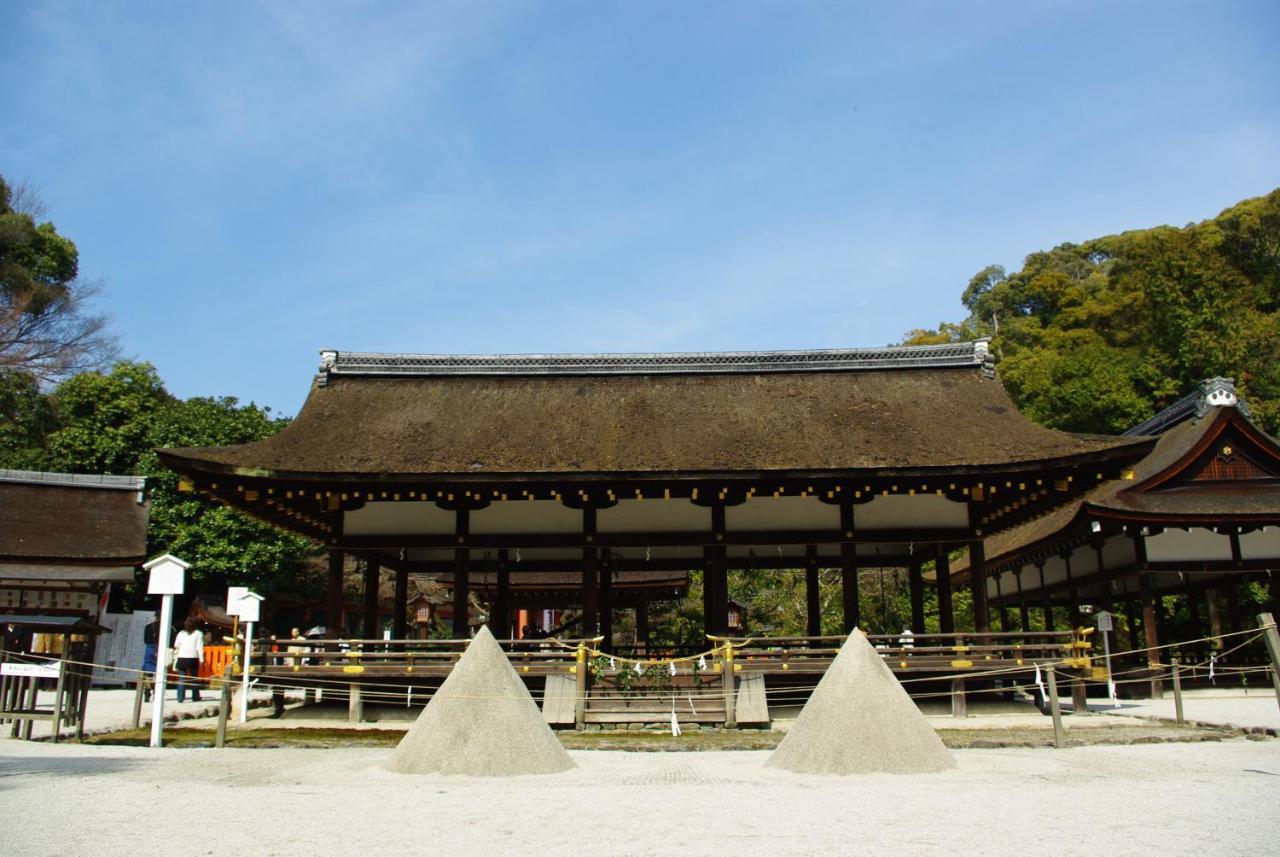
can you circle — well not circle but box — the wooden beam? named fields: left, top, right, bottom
left=1016, top=569, right=1031, bottom=632
left=582, top=547, right=599, bottom=638
left=1039, top=563, right=1054, bottom=632
left=908, top=561, right=925, bottom=634
left=635, top=602, right=650, bottom=653
left=326, top=549, right=344, bottom=636
left=969, top=540, right=990, bottom=633
left=935, top=544, right=953, bottom=634
left=336, top=526, right=972, bottom=551
left=600, top=553, right=614, bottom=653
left=806, top=545, right=821, bottom=637
left=494, top=549, right=511, bottom=639
left=841, top=542, right=860, bottom=633
left=361, top=556, right=380, bottom=639
left=1139, top=571, right=1163, bottom=698
left=393, top=552, right=915, bottom=574
left=392, top=566, right=408, bottom=640
left=452, top=548, right=470, bottom=638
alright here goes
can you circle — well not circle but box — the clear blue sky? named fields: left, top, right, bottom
left=3, top=2, right=1278, bottom=416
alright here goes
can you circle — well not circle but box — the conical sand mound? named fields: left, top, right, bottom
left=766, top=629, right=955, bottom=774
left=387, top=626, right=576, bottom=776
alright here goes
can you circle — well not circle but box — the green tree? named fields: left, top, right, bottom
left=905, top=189, right=1280, bottom=433
left=36, top=361, right=320, bottom=597
left=0, top=368, right=56, bottom=469
left=0, top=175, right=116, bottom=382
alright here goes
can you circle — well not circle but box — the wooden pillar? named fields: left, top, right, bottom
left=635, top=602, right=650, bottom=653
left=702, top=550, right=716, bottom=637
left=1205, top=586, right=1224, bottom=643
left=325, top=549, right=344, bottom=636
left=1038, top=562, right=1054, bottom=632
left=1016, top=569, right=1031, bottom=632
left=1270, top=571, right=1280, bottom=620
left=805, top=545, right=821, bottom=637
left=494, top=549, right=511, bottom=639
left=1064, top=551, right=1080, bottom=629
left=1183, top=575, right=1202, bottom=636
left=581, top=547, right=599, bottom=638
left=1139, top=571, right=1163, bottom=698
left=392, top=566, right=408, bottom=640
left=1225, top=576, right=1243, bottom=634
left=993, top=571, right=1010, bottom=631
left=841, top=543, right=860, bottom=632
left=599, top=553, right=614, bottom=653
left=452, top=548, right=470, bottom=638
left=935, top=544, right=954, bottom=634
left=1123, top=596, right=1140, bottom=653
left=908, top=561, right=925, bottom=634
left=969, top=540, right=990, bottom=633
left=361, top=557, right=380, bottom=638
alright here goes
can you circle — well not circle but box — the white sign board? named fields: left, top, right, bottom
left=226, top=586, right=249, bottom=615
left=1095, top=611, right=1114, bottom=632
left=236, top=597, right=261, bottom=623
left=228, top=589, right=263, bottom=623
left=147, top=564, right=185, bottom=595
left=2, top=660, right=61, bottom=679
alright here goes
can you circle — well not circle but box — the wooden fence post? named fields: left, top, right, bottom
left=1046, top=665, right=1066, bottom=748
left=215, top=665, right=233, bottom=748
left=722, top=642, right=737, bottom=728
left=1171, top=657, right=1184, bottom=724
left=950, top=678, right=967, bottom=718
left=1257, top=613, right=1280, bottom=715
left=574, top=641, right=587, bottom=730
left=132, top=672, right=146, bottom=730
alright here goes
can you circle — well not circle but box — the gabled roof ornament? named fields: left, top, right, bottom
left=1197, top=377, right=1247, bottom=417
left=1124, top=376, right=1252, bottom=436
left=317, top=349, right=339, bottom=387
left=974, top=337, right=996, bottom=379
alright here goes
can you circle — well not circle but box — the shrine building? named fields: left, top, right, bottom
left=157, top=339, right=1155, bottom=647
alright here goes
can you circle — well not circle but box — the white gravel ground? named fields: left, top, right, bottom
left=2, top=739, right=1277, bottom=857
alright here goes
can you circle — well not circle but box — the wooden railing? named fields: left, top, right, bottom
left=723, top=630, right=1091, bottom=675
left=247, top=630, right=1092, bottom=679
left=251, top=637, right=584, bottom=678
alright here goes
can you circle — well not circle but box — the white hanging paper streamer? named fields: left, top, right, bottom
left=670, top=698, right=681, bottom=737
left=688, top=692, right=698, bottom=717
left=407, top=687, right=413, bottom=708
left=668, top=661, right=677, bottom=677
left=1108, top=679, right=1120, bottom=708
left=634, top=661, right=643, bottom=676
left=1034, top=663, right=1048, bottom=705
left=697, top=655, right=707, bottom=672
left=1209, top=653, right=1217, bottom=684
left=609, top=657, right=616, bottom=672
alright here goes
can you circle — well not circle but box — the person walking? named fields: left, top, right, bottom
left=173, top=618, right=205, bottom=703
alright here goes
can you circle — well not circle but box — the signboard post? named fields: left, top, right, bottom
left=1095, top=610, right=1118, bottom=707
left=143, top=554, right=189, bottom=748
left=227, top=589, right=264, bottom=724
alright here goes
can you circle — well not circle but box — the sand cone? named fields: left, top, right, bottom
left=766, top=629, right=955, bottom=774
left=387, top=625, right=576, bottom=776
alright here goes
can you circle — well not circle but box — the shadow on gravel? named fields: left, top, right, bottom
left=0, top=754, right=142, bottom=791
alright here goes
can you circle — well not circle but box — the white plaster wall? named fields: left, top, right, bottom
left=344, top=501, right=454, bottom=535
left=855, top=494, right=968, bottom=529
left=1144, top=528, right=1233, bottom=562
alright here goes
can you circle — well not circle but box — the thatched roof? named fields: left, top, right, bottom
left=0, top=470, right=148, bottom=565
left=159, top=342, right=1148, bottom=480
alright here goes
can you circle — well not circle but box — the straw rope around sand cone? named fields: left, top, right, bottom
left=386, top=625, right=576, bottom=776
left=766, top=628, right=955, bottom=775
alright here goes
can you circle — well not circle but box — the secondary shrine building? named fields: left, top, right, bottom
left=158, top=340, right=1155, bottom=644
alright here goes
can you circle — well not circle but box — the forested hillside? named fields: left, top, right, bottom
left=903, top=189, right=1280, bottom=435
